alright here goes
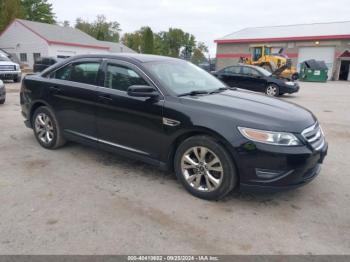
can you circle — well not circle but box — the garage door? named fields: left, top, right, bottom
left=298, top=47, right=335, bottom=80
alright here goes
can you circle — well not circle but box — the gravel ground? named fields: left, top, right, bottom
left=0, top=80, right=349, bottom=255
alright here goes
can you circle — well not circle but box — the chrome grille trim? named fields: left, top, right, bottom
left=302, top=122, right=325, bottom=151
left=0, top=65, right=15, bottom=71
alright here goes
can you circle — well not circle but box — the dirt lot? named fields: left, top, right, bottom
left=0, top=80, right=349, bottom=255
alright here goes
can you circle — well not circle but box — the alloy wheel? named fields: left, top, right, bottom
left=34, top=113, right=54, bottom=144
left=266, top=85, right=278, bottom=96
left=181, top=146, right=223, bottom=192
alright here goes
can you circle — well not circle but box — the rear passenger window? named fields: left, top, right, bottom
left=105, top=64, right=148, bottom=91
left=54, top=62, right=100, bottom=85
left=223, top=66, right=240, bottom=75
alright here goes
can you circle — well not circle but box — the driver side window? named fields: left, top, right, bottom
left=242, top=67, right=260, bottom=77
left=105, top=64, right=148, bottom=92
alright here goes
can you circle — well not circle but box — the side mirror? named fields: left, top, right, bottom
left=127, top=85, right=159, bottom=98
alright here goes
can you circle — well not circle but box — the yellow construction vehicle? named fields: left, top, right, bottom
left=240, top=45, right=299, bottom=80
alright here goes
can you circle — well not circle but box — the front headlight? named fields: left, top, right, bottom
left=238, top=127, right=301, bottom=146
left=285, top=81, right=295, bottom=86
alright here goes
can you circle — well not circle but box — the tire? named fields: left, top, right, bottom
left=0, top=98, right=5, bottom=104
left=174, top=135, right=237, bottom=200
left=265, top=84, right=280, bottom=97
left=14, top=76, right=20, bottom=83
left=32, top=106, right=66, bottom=149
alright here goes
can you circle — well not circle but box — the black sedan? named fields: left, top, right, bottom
left=20, top=54, right=326, bottom=200
left=0, top=79, right=5, bottom=104
left=213, top=64, right=299, bottom=97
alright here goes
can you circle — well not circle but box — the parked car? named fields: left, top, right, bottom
left=213, top=64, right=299, bottom=97
left=20, top=54, right=327, bottom=200
left=0, top=54, right=22, bottom=82
left=0, top=80, right=5, bottom=104
left=33, top=57, right=60, bottom=73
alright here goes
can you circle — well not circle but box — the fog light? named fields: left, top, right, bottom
left=255, top=168, right=294, bottom=180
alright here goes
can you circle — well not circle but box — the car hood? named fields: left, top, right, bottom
left=0, top=61, right=19, bottom=67
left=180, top=90, right=316, bottom=133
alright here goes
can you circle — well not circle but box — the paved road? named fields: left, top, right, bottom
left=0, top=81, right=349, bottom=254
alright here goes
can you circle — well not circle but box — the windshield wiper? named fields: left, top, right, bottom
left=209, top=87, right=236, bottom=94
left=178, top=90, right=210, bottom=97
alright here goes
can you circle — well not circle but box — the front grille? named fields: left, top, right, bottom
left=0, top=65, right=15, bottom=71
left=302, top=122, right=325, bottom=151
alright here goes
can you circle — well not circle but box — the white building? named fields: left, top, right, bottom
left=0, top=19, right=135, bottom=69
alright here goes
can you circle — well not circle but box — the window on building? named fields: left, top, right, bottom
left=54, top=62, right=100, bottom=85
left=105, top=64, right=148, bottom=91
left=20, top=53, right=27, bottom=62
left=33, top=53, right=41, bottom=62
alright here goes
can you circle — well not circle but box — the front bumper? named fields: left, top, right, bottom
left=0, top=87, right=5, bottom=99
left=0, top=71, right=22, bottom=80
left=282, top=83, right=300, bottom=94
left=236, top=140, right=328, bottom=192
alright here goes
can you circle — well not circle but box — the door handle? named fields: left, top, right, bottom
left=98, top=95, right=113, bottom=103
left=49, top=86, right=62, bottom=94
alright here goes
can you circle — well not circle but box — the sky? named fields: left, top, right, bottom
left=49, top=0, right=350, bottom=56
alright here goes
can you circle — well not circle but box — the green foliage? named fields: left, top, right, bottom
left=21, top=0, right=56, bottom=24
left=0, top=0, right=23, bottom=32
left=122, top=26, right=205, bottom=61
left=191, top=42, right=209, bottom=65
left=121, top=27, right=155, bottom=54
left=121, top=32, right=142, bottom=52
left=142, top=27, right=154, bottom=54
left=75, top=15, right=121, bottom=42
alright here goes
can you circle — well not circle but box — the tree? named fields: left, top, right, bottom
left=191, top=42, right=209, bottom=65
left=62, top=20, right=70, bottom=27
left=181, top=33, right=196, bottom=60
left=122, top=26, right=202, bottom=60
left=142, top=27, right=154, bottom=54
left=75, top=15, right=121, bottom=42
left=21, top=0, right=56, bottom=24
left=0, top=0, right=23, bottom=32
left=121, top=32, right=142, bottom=52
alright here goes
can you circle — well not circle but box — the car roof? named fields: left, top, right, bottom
left=222, top=64, right=261, bottom=70
left=67, top=53, right=180, bottom=63
left=39, top=53, right=183, bottom=76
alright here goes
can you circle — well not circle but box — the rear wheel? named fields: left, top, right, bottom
left=174, top=135, right=237, bottom=200
left=265, top=84, right=279, bottom=97
left=32, top=106, right=66, bottom=149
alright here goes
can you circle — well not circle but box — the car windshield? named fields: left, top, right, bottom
left=0, top=55, right=10, bottom=62
left=255, top=67, right=272, bottom=77
left=144, top=60, right=226, bottom=95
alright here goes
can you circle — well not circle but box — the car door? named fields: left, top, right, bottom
left=217, top=66, right=242, bottom=87
left=46, top=58, right=102, bottom=145
left=96, top=59, right=164, bottom=160
left=240, top=67, right=267, bottom=92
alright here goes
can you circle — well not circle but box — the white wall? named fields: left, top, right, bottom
left=0, top=21, right=49, bottom=68
left=48, top=44, right=109, bottom=59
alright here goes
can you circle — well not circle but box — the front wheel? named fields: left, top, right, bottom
left=265, top=84, right=280, bottom=97
left=174, top=136, right=237, bottom=200
left=0, top=98, right=5, bottom=104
